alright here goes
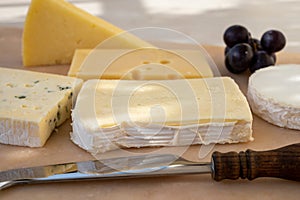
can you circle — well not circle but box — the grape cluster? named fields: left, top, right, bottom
left=223, top=25, right=286, bottom=74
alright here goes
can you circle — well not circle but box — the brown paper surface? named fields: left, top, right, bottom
left=1, top=27, right=300, bottom=200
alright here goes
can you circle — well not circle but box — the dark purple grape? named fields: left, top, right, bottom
left=261, top=30, right=286, bottom=53
left=249, top=38, right=263, bottom=52
left=225, top=55, right=246, bottom=74
left=223, top=25, right=250, bottom=48
left=226, top=43, right=253, bottom=74
left=270, top=53, right=276, bottom=63
left=225, top=46, right=230, bottom=55
left=250, top=50, right=275, bottom=73
left=248, top=32, right=252, bottom=40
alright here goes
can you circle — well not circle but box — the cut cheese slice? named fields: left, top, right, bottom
left=22, top=0, right=153, bottom=66
left=68, top=48, right=214, bottom=80
left=247, top=64, right=300, bottom=130
left=0, top=67, right=83, bottom=147
left=71, top=78, right=253, bottom=154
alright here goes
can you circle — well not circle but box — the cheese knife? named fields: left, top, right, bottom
left=1, top=143, right=300, bottom=190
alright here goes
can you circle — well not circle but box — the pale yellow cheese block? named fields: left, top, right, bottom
left=68, top=48, right=214, bottom=80
left=0, top=67, right=83, bottom=147
left=22, top=0, right=153, bottom=66
left=71, top=77, right=253, bottom=153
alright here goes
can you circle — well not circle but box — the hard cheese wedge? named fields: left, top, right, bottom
left=247, top=64, right=300, bottom=130
left=71, top=78, right=253, bottom=154
left=68, top=48, right=214, bottom=80
left=0, top=67, right=83, bottom=147
left=22, top=0, right=153, bottom=66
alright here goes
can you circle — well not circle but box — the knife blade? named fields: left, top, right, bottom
left=1, top=143, right=300, bottom=190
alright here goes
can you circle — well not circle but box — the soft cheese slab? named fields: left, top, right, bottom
left=71, top=78, right=252, bottom=154
left=0, top=67, right=83, bottom=147
left=68, top=49, right=214, bottom=80
left=247, top=64, right=300, bottom=130
left=23, top=0, right=153, bottom=66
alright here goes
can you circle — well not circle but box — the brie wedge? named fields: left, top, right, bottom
left=0, top=67, right=83, bottom=147
left=247, top=64, right=300, bottom=130
left=71, top=78, right=253, bottom=154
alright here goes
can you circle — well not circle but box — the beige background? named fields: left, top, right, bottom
left=0, top=0, right=300, bottom=53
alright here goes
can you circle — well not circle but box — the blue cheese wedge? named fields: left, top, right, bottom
left=247, top=64, right=300, bottom=130
left=0, top=67, right=83, bottom=147
left=71, top=77, right=253, bottom=154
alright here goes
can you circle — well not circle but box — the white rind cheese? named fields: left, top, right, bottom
left=0, top=67, right=83, bottom=147
left=71, top=78, right=253, bottom=154
left=247, top=65, right=300, bottom=130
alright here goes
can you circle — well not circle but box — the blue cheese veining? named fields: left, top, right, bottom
left=0, top=67, right=83, bottom=147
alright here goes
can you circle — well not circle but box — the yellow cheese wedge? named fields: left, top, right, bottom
left=22, top=0, right=153, bottom=66
left=68, top=48, right=214, bottom=80
left=71, top=77, right=253, bottom=153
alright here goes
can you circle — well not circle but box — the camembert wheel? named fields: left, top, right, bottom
left=247, top=64, right=300, bottom=130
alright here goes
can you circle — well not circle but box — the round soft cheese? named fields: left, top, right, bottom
left=247, top=64, right=300, bottom=130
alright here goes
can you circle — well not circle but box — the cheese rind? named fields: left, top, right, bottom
left=247, top=65, right=300, bottom=130
left=71, top=78, right=252, bottom=153
left=68, top=49, right=214, bottom=80
left=23, top=0, right=153, bottom=66
left=0, top=67, right=83, bottom=147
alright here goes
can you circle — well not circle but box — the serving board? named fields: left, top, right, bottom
left=1, top=27, right=300, bottom=200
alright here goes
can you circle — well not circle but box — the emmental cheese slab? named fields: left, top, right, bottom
left=0, top=67, right=83, bottom=147
left=68, top=48, right=214, bottom=80
left=71, top=77, right=253, bottom=154
left=247, top=65, right=300, bottom=130
left=22, top=0, right=153, bottom=66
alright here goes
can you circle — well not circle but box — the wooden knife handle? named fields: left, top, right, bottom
left=211, top=143, right=300, bottom=181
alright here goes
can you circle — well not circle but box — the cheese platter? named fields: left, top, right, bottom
left=1, top=26, right=300, bottom=199
left=1, top=0, right=300, bottom=199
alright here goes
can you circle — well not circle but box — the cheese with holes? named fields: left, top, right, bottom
left=23, top=0, right=153, bottom=66
left=247, top=65, right=300, bottom=130
left=68, top=48, right=214, bottom=80
left=71, top=77, right=253, bottom=154
left=0, top=67, right=83, bottom=147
